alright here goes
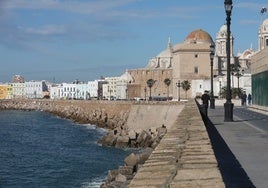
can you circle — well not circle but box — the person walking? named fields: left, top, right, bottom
left=201, top=90, right=210, bottom=116
left=242, top=92, right=247, bottom=106
left=248, top=93, right=252, bottom=105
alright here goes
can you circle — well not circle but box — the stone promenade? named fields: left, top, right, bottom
left=128, top=100, right=224, bottom=188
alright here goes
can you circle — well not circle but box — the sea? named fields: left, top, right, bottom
left=0, top=110, right=134, bottom=188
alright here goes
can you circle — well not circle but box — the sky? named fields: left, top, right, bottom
left=1, top=0, right=268, bottom=83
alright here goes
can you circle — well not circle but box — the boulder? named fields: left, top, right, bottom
left=115, top=173, right=127, bottom=182
left=136, top=130, right=153, bottom=147
left=124, top=153, right=139, bottom=167
left=128, top=130, right=137, bottom=140
left=98, top=131, right=117, bottom=146
left=107, top=169, right=118, bottom=182
left=115, top=136, right=130, bottom=148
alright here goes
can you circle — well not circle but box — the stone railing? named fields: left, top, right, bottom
left=127, top=100, right=225, bottom=187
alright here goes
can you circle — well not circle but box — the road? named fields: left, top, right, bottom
left=207, top=106, right=268, bottom=188
left=234, top=107, right=268, bottom=132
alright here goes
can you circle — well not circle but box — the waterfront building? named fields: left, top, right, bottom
left=124, top=26, right=254, bottom=101
left=88, top=80, right=99, bottom=99
left=12, top=82, right=26, bottom=98
left=76, top=82, right=89, bottom=100
left=49, top=84, right=61, bottom=100
left=25, top=81, right=48, bottom=99
left=58, top=83, right=77, bottom=99
left=103, top=77, right=120, bottom=100
left=116, top=72, right=133, bottom=100
left=251, top=17, right=268, bottom=107
left=0, top=84, right=8, bottom=99
left=126, top=29, right=214, bottom=100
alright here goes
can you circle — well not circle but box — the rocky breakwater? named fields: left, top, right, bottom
left=0, top=99, right=176, bottom=149
left=0, top=99, right=186, bottom=187
left=0, top=99, right=130, bottom=130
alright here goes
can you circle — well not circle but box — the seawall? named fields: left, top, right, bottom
left=0, top=99, right=131, bottom=130
left=0, top=99, right=224, bottom=187
left=128, top=100, right=225, bottom=187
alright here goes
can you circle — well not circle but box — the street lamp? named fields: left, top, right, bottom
left=210, top=43, right=215, bottom=109
left=224, top=0, right=234, bottom=121
left=176, top=80, right=181, bottom=101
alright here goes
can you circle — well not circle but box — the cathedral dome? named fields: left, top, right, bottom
left=219, top=24, right=227, bottom=34
left=184, top=29, right=213, bottom=44
left=120, top=71, right=133, bottom=82
left=262, top=18, right=268, bottom=26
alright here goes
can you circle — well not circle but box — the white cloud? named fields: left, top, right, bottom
left=3, top=0, right=137, bottom=15
left=24, top=25, right=66, bottom=35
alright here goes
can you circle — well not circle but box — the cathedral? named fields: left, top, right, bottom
left=119, top=25, right=255, bottom=101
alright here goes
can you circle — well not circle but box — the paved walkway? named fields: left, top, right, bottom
left=207, top=105, right=268, bottom=188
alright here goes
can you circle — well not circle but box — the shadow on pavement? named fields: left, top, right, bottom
left=203, top=115, right=256, bottom=188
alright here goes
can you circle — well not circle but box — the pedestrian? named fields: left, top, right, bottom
left=248, top=93, right=252, bottom=105
left=242, top=92, right=247, bottom=106
left=201, top=90, right=210, bottom=116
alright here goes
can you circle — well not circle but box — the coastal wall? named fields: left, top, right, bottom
left=128, top=100, right=225, bottom=187
left=0, top=99, right=131, bottom=129
left=0, top=99, right=224, bottom=187
left=0, top=99, right=184, bottom=148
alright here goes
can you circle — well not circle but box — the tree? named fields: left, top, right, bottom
left=147, top=79, right=155, bottom=101
left=181, top=80, right=191, bottom=99
left=164, top=78, right=171, bottom=99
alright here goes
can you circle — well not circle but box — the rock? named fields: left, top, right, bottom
left=124, top=153, right=139, bottom=167
left=99, top=131, right=117, bottom=146
left=136, top=130, right=153, bottom=147
left=118, top=166, right=134, bottom=176
left=115, top=173, right=127, bottom=182
left=128, top=130, right=137, bottom=140
left=115, top=136, right=130, bottom=148
left=107, top=169, right=119, bottom=182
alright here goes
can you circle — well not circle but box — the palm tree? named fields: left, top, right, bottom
left=164, top=78, right=171, bottom=99
left=147, top=79, right=155, bottom=101
left=181, top=80, right=191, bottom=99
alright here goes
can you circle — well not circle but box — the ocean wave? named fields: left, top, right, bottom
left=81, top=176, right=106, bottom=188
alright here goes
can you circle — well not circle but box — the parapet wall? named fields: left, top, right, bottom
left=128, top=100, right=225, bottom=187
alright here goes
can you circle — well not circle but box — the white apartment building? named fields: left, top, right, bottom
left=25, top=81, right=48, bottom=99
left=76, top=83, right=89, bottom=100
left=88, top=80, right=99, bottom=99
left=12, top=82, right=25, bottom=98
left=103, top=77, right=119, bottom=100
left=49, top=84, right=61, bottom=100
left=58, top=83, right=77, bottom=99
left=49, top=82, right=89, bottom=100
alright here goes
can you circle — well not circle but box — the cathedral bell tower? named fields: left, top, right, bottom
left=215, top=24, right=235, bottom=76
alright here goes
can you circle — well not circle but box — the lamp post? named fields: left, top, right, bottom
left=224, top=0, right=234, bottom=121
left=210, top=43, right=215, bottom=109
left=176, top=80, right=181, bottom=101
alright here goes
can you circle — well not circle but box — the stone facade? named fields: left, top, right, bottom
left=127, top=29, right=214, bottom=100
left=251, top=18, right=268, bottom=107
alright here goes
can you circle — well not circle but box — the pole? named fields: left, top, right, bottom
left=224, top=4, right=234, bottom=121
left=210, top=56, right=215, bottom=109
